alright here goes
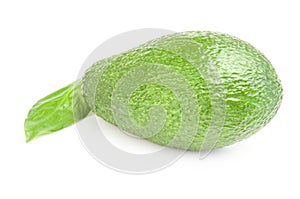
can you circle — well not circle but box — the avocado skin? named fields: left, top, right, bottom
left=82, top=31, right=283, bottom=150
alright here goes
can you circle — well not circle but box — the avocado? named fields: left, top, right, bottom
left=82, top=31, right=283, bottom=150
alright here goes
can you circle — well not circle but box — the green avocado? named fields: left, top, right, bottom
left=25, top=31, right=283, bottom=150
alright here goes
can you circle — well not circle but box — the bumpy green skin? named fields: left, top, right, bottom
left=82, top=31, right=283, bottom=150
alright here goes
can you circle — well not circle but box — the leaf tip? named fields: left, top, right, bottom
left=25, top=133, right=33, bottom=143
left=24, top=118, right=34, bottom=143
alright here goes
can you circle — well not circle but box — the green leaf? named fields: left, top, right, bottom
left=24, top=80, right=91, bottom=142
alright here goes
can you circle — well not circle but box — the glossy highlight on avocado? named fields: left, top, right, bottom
left=25, top=31, right=283, bottom=150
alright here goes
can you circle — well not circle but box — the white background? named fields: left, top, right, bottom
left=0, top=0, right=299, bottom=198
